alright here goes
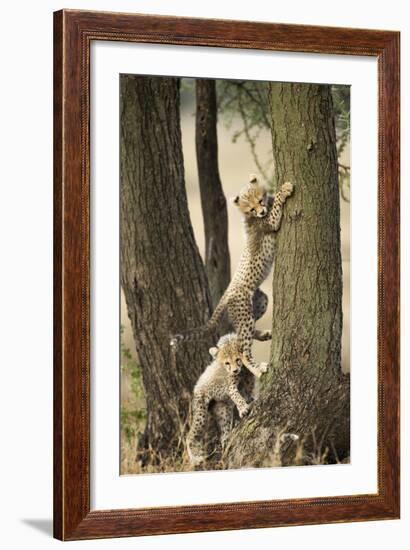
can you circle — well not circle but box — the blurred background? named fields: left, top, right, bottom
left=120, top=79, right=350, bottom=472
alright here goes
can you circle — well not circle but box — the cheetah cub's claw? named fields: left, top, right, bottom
left=281, top=181, right=294, bottom=197
left=187, top=441, right=205, bottom=466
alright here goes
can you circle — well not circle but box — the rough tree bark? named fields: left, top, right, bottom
left=226, top=83, right=349, bottom=468
left=196, top=79, right=231, bottom=308
left=120, top=75, right=212, bottom=463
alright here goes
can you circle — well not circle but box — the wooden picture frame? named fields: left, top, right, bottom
left=53, top=9, right=400, bottom=540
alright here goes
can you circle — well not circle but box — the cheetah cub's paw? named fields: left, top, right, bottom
left=187, top=441, right=206, bottom=466
left=239, top=403, right=251, bottom=418
left=252, top=362, right=269, bottom=378
left=258, top=362, right=269, bottom=374
left=259, top=330, right=272, bottom=341
left=281, top=181, right=294, bottom=197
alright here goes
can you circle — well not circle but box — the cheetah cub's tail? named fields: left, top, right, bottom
left=170, top=294, right=228, bottom=347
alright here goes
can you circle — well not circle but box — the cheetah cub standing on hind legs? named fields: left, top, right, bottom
left=187, top=333, right=256, bottom=466
left=171, top=174, right=294, bottom=378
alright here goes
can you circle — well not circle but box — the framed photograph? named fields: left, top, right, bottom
left=54, top=9, right=400, bottom=540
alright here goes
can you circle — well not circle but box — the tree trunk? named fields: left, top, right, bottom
left=120, top=75, right=212, bottom=464
left=226, top=83, right=349, bottom=468
left=196, top=79, right=231, bottom=308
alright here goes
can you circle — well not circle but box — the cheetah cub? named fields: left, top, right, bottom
left=172, top=174, right=294, bottom=379
left=187, top=333, right=256, bottom=466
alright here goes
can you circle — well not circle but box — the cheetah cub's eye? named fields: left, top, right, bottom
left=250, top=208, right=256, bottom=214
left=225, top=362, right=230, bottom=366
left=259, top=199, right=264, bottom=205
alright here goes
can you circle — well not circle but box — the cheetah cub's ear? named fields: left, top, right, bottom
left=249, top=173, right=258, bottom=185
left=209, top=346, right=219, bottom=358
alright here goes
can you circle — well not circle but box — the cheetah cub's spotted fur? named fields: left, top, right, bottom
left=172, top=174, right=294, bottom=379
left=187, top=333, right=256, bottom=466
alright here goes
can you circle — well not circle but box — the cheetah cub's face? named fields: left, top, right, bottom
left=209, top=334, right=244, bottom=375
left=233, top=174, right=268, bottom=219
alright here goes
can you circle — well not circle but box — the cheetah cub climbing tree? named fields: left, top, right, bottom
left=172, top=174, right=294, bottom=378
left=187, top=333, right=257, bottom=465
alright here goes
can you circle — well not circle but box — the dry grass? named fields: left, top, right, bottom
left=121, top=329, right=350, bottom=475
left=121, top=418, right=349, bottom=475
left=121, top=438, right=196, bottom=475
